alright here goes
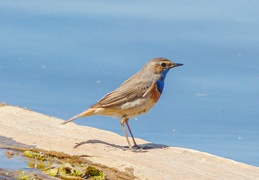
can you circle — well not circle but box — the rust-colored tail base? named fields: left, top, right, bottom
left=61, top=108, right=96, bottom=125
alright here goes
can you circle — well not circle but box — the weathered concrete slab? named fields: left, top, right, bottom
left=0, top=104, right=258, bottom=179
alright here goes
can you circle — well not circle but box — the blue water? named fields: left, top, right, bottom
left=1, top=1, right=259, bottom=166
left=0, top=149, right=27, bottom=170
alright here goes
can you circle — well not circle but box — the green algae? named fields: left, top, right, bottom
left=23, top=150, right=105, bottom=179
left=47, top=163, right=105, bottom=180
left=1, top=147, right=106, bottom=180
left=24, top=150, right=46, bottom=161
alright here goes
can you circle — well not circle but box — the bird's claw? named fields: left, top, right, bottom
left=122, top=145, right=152, bottom=152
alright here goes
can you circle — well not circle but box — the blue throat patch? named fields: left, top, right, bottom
left=156, top=69, right=170, bottom=94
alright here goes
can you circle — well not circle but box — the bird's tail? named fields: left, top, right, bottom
left=61, top=108, right=96, bottom=125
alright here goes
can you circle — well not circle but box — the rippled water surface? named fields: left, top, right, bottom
left=1, top=1, right=259, bottom=166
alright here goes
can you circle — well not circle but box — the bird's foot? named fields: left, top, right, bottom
left=122, top=145, right=152, bottom=152
left=133, top=145, right=152, bottom=149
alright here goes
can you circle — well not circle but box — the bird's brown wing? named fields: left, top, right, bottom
left=91, top=80, right=154, bottom=108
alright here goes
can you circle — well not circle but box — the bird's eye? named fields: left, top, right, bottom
left=161, top=63, right=166, bottom=67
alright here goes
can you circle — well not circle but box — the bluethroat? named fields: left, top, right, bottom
left=62, top=58, right=183, bottom=150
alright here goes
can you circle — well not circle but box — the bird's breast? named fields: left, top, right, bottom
left=156, top=80, right=164, bottom=94
left=150, top=82, right=161, bottom=103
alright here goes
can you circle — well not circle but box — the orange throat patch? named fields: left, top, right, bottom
left=150, top=83, right=161, bottom=103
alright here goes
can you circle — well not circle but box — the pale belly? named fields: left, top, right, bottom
left=94, top=95, right=159, bottom=118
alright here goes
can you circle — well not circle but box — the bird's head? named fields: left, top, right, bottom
left=148, top=58, right=183, bottom=74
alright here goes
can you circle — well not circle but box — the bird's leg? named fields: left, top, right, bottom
left=125, top=119, right=139, bottom=148
left=120, top=116, right=132, bottom=149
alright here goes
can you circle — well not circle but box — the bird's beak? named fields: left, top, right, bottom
left=169, top=63, right=183, bottom=68
left=174, top=63, right=183, bottom=67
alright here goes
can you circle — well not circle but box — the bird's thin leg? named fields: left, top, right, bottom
left=120, top=116, right=132, bottom=149
left=125, top=119, right=138, bottom=148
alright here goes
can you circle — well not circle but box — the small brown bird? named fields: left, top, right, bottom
left=61, top=58, right=183, bottom=150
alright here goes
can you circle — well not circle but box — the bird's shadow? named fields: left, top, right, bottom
left=73, top=139, right=168, bottom=151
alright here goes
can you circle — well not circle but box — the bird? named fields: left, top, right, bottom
left=61, top=57, right=183, bottom=150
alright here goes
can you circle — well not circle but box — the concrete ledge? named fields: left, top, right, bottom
left=0, top=104, right=258, bottom=179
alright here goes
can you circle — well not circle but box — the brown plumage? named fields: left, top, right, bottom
left=61, top=58, right=183, bottom=150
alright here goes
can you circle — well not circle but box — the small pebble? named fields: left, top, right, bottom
left=6, top=150, right=14, bottom=158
